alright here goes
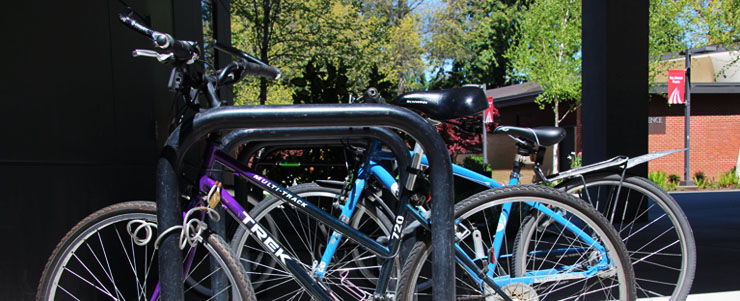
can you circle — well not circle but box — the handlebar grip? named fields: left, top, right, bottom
left=119, top=13, right=158, bottom=42
left=241, top=61, right=282, bottom=80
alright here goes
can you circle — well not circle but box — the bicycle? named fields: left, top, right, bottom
left=38, top=10, right=464, bottom=301
left=36, top=11, right=269, bottom=300
left=225, top=88, right=636, bottom=300
left=229, top=88, right=692, bottom=299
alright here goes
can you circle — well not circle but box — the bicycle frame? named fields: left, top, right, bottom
left=198, top=143, right=412, bottom=300
left=313, top=140, right=613, bottom=291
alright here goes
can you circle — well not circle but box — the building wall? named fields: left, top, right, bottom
left=648, top=94, right=740, bottom=180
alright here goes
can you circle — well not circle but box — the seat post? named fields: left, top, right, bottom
left=532, top=146, right=548, bottom=182
left=510, top=144, right=531, bottom=183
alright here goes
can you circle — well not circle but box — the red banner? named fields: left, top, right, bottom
left=667, top=69, right=685, bottom=104
left=484, top=96, right=495, bottom=124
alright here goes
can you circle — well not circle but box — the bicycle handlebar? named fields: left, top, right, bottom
left=119, top=12, right=198, bottom=63
left=214, top=42, right=281, bottom=80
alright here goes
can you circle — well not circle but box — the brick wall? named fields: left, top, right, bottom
left=648, top=94, right=740, bottom=180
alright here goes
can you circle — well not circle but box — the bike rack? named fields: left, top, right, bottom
left=157, top=104, right=455, bottom=300
left=221, top=126, right=411, bottom=184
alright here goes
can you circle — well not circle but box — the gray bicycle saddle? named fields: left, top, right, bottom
left=395, top=86, right=488, bottom=121
left=493, top=126, right=566, bottom=146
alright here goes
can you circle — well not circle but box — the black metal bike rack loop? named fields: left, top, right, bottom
left=156, top=104, right=455, bottom=300
left=220, top=126, right=412, bottom=185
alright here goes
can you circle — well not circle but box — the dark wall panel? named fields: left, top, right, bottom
left=0, top=0, right=206, bottom=298
left=582, top=0, right=649, bottom=175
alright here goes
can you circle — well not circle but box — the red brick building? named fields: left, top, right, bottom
left=484, top=50, right=740, bottom=180
left=648, top=84, right=740, bottom=180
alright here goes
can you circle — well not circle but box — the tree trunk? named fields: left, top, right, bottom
left=259, top=0, right=272, bottom=105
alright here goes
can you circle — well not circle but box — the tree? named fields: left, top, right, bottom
left=231, top=0, right=369, bottom=105
left=648, top=0, right=688, bottom=83
left=426, top=0, right=531, bottom=90
left=505, top=0, right=581, bottom=173
left=380, top=14, right=427, bottom=94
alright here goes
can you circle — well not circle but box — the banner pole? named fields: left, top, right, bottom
left=684, top=50, right=692, bottom=185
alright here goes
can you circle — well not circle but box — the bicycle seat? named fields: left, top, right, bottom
left=493, top=126, right=566, bottom=146
left=395, top=87, right=488, bottom=121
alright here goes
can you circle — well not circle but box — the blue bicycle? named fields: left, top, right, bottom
left=229, top=88, right=637, bottom=300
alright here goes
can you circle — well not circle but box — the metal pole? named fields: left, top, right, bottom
left=684, top=50, right=692, bottom=185
left=482, top=96, right=488, bottom=166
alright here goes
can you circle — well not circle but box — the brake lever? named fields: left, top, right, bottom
left=132, top=49, right=175, bottom=63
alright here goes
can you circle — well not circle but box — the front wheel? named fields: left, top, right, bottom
left=36, top=201, right=254, bottom=300
left=397, top=185, right=636, bottom=300
left=230, top=183, right=397, bottom=300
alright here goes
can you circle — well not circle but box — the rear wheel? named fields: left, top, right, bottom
left=556, top=173, right=695, bottom=300
left=37, top=201, right=254, bottom=300
left=398, top=185, right=636, bottom=300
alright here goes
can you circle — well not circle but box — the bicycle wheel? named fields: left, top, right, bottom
left=397, top=185, right=636, bottom=300
left=554, top=173, right=696, bottom=300
left=37, top=201, right=254, bottom=300
left=230, top=183, right=397, bottom=300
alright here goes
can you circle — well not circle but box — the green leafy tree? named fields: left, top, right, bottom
left=505, top=0, right=581, bottom=173
left=381, top=14, right=426, bottom=94
left=426, top=0, right=531, bottom=90
left=231, top=0, right=369, bottom=105
left=648, top=0, right=688, bottom=83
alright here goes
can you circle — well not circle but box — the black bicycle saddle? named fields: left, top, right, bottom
left=493, top=126, right=566, bottom=146
left=395, top=86, right=488, bottom=121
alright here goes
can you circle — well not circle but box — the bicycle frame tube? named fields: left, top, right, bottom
left=316, top=141, right=379, bottom=279
left=420, top=154, right=505, bottom=188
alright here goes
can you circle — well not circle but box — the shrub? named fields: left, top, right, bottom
left=648, top=170, right=669, bottom=190
left=462, top=155, right=492, bottom=175
left=718, top=168, right=740, bottom=188
left=694, top=172, right=708, bottom=189
left=668, top=174, right=681, bottom=185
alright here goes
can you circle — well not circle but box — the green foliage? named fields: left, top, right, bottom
left=461, top=155, right=493, bottom=176
left=718, top=168, right=740, bottom=188
left=648, top=170, right=676, bottom=191
left=425, top=0, right=531, bottom=90
left=231, top=0, right=379, bottom=104
left=290, top=59, right=350, bottom=104
left=230, top=0, right=431, bottom=104
left=668, top=174, right=681, bottom=185
left=505, top=0, right=582, bottom=127
left=379, top=13, right=427, bottom=94
left=693, top=171, right=709, bottom=189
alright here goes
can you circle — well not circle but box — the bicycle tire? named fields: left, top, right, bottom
left=36, top=201, right=254, bottom=300
left=230, top=183, right=397, bottom=300
left=553, top=173, right=696, bottom=300
left=397, top=185, right=636, bottom=300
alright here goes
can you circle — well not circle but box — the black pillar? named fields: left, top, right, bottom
left=582, top=0, right=648, bottom=174
left=213, top=0, right=234, bottom=103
